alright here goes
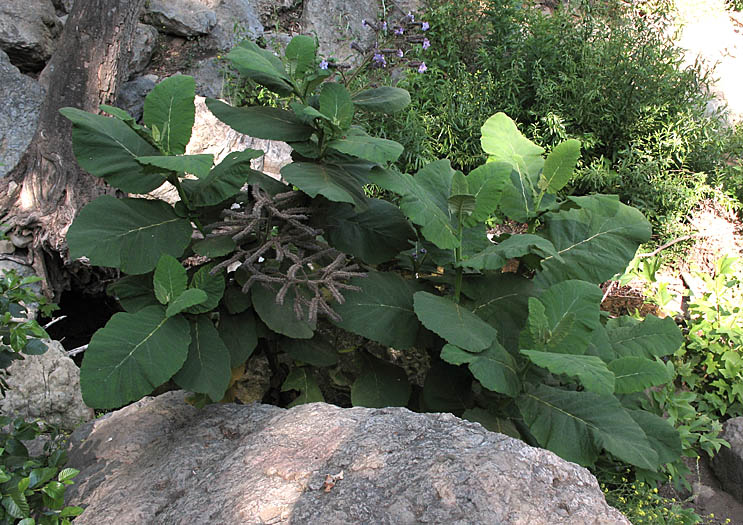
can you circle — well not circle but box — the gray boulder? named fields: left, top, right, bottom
left=142, top=0, right=217, bottom=38
left=184, top=57, right=225, bottom=99
left=0, top=340, right=93, bottom=431
left=711, top=417, right=743, bottom=502
left=116, top=74, right=158, bottom=122
left=64, top=391, right=629, bottom=524
left=128, top=23, right=159, bottom=79
left=0, top=49, right=45, bottom=177
left=0, top=0, right=62, bottom=71
left=51, top=0, right=74, bottom=14
left=300, top=0, right=378, bottom=65
left=200, top=0, right=263, bottom=51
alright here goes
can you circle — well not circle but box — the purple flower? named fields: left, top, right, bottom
left=394, top=26, right=404, bottom=36
left=421, top=21, right=430, bottom=31
left=382, top=21, right=388, bottom=31
left=396, top=48, right=404, bottom=58
left=362, top=19, right=368, bottom=27
left=422, top=38, right=430, bottom=50
left=407, top=11, right=415, bottom=22
left=373, top=53, right=387, bottom=67
left=420, top=248, right=427, bottom=254
left=417, top=62, right=427, bottom=73
left=319, top=59, right=328, bottom=70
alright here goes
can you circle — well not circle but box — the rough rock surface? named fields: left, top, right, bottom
left=711, top=417, right=743, bottom=502
left=116, top=74, right=158, bottom=122
left=185, top=57, right=226, bottom=98
left=142, top=0, right=217, bottom=37
left=65, top=391, right=629, bottom=524
left=199, top=0, right=263, bottom=51
left=0, top=0, right=62, bottom=71
left=128, top=23, right=159, bottom=79
left=0, top=49, right=45, bottom=178
left=0, top=340, right=93, bottom=431
left=252, top=0, right=297, bottom=25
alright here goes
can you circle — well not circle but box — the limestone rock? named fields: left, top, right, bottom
left=0, top=0, right=62, bottom=72
left=200, top=0, right=263, bottom=51
left=128, top=23, right=159, bottom=79
left=65, top=391, right=629, bottom=524
left=184, top=57, right=225, bottom=98
left=0, top=340, right=93, bottom=431
left=116, top=74, right=157, bottom=122
left=711, top=417, right=743, bottom=502
left=142, top=0, right=217, bottom=38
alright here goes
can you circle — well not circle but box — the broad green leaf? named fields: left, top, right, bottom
left=463, top=162, right=511, bottom=226
left=142, top=75, right=195, bottom=155
left=585, top=324, right=616, bottom=361
left=57, top=468, right=80, bottom=483
left=108, top=274, right=157, bottom=313
left=28, top=467, right=57, bottom=489
left=608, top=356, right=672, bottom=393
left=41, top=481, right=65, bottom=500
left=520, top=350, right=615, bottom=395
left=165, top=288, right=208, bottom=317
left=352, top=86, right=411, bottom=113
left=251, top=284, right=315, bottom=339
left=80, top=306, right=190, bottom=408
left=173, top=316, right=231, bottom=402
left=421, top=361, right=474, bottom=412
left=59, top=107, right=164, bottom=193
left=282, top=367, right=324, bottom=407
left=285, top=35, right=316, bottom=77
left=183, top=149, right=263, bottom=207
left=332, top=271, right=421, bottom=349
left=463, top=407, right=521, bottom=438
left=498, top=169, right=541, bottom=222
left=100, top=104, right=138, bottom=125
left=374, top=160, right=459, bottom=250
left=327, top=129, right=403, bottom=164
left=185, top=265, right=225, bottom=314
left=3, top=494, right=28, bottom=519
left=280, top=162, right=367, bottom=208
left=222, top=286, right=252, bottom=314
left=536, top=195, right=652, bottom=287
left=527, top=297, right=550, bottom=343
left=607, top=314, right=682, bottom=358
left=448, top=194, right=477, bottom=218
left=60, top=506, right=85, bottom=517
left=459, top=234, right=559, bottom=271
left=226, top=45, right=293, bottom=96
left=153, top=254, right=187, bottom=305
left=205, top=98, right=313, bottom=141
left=193, top=236, right=236, bottom=258
left=351, top=356, right=411, bottom=408
left=318, top=199, right=415, bottom=265
left=67, top=196, right=192, bottom=274
left=518, top=384, right=660, bottom=469
left=217, top=310, right=258, bottom=366
left=137, top=154, right=213, bottom=178
left=441, top=342, right=521, bottom=397
left=626, top=409, right=682, bottom=464
left=283, top=335, right=338, bottom=367
left=539, top=139, right=581, bottom=193
left=481, top=113, right=545, bottom=177
left=414, top=292, right=498, bottom=352
left=319, top=82, right=354, bottom=129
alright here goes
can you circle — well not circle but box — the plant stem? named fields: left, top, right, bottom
left=454, top=217, right=464, bottom=303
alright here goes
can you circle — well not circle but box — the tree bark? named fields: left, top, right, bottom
left=0, top=0, right=145, bottom=297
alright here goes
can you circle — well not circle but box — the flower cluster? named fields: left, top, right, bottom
left=359, top=10, right=431, bottom=74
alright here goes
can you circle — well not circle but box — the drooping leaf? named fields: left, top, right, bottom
left=518, top=384, right=660, bottom=470
left=142, top=75, right=195, bottom=155
left=217, top=310, right=258, bottom=366
left=351, top=356, right=411, bottom=408
left=59, top=107, right=165, bottom=193
left=317, top=199, right=415, bottom=264
left=421, top=361, right=474, bottom=413
left=414, top=292, right=498, bottom=352
left=108, top=274, right=158, bottom=313
left=280, top=162, right=367, bottom=208
left=185, top=265, right=225, bottom=314
left=80, top=306, right=190, bottom=409
left=327, top=129, right=403, bottom=165
left=282, top=367, right=324, bottom=407
left=463, top=407, right=521, bottom=438
left=607, top=314, right=683, bottom=359
left=283, top=335, right=338, bottom=367
left=481, top=113, right=545, bottom=177
left=459, top=234, right=559, bottom=271
left=626, top=409, right=682, bottom=465
left=251, top=284, right=315, bottom=339
left=67, top=196, right=192, bottom=274
left=539, top=139, right=581, bottom=194
left=153, top=254, right=187, bottom=305
left=536, top=195, right=652, bottom=287
left=608, top=356, right=673, bottom=393
left=173, top=316, right=231, bottom=402
left=165, top=288, right=208, bottom=318
left=441, top=342, right=521, bottom=397
left=181, top=149, right=263, bottom=207
left=520, top=350, right=615, bottom=395
left=226, top=45, right=294, bottom=96
left=374, top=160, right=459, bottom=250
left=463, top=161, right=511, bottom=226
left=205, top=98, right=313, bottom=141
left=319, top=82, right=354, bottom=129
left=352, top=86, right=411, bottom=113
left=332, top=271, right=421, bottom=349
left=285, top=34, right=316, bottom=77
left=137, top=154, right=213, bottom=178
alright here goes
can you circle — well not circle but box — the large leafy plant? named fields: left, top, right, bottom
left=62, top=35, right=683, bottom=474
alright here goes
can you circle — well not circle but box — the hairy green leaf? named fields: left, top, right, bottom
left=540, top=139, right=581, bottom=193
left=285, top=34, right=316, bottom=77
left=182, top=149, right=263, bottom=207
left=441, top=342, right=521, bottom=397
left=319, top=82, right=354, bottom=129
left=352, top=86, right=411, bottom=113
left=142, top=75, right=195, bottom=155
left=108, top=274, right=157, bottom=313
left=463, top=407, right=521, bottom=438
left=173, top=316, right=231, bottom=402
left=185, top=265, right=225, bottom=314
left=153, top=254, right=187, bottom=305
left=521, top=350, right=615, bottom=395
left=226, top=45, right=293, bottom=96
left=608, top=356, right=672, bottom=393
left=626, top=409, right=682, bottom=464
left=459, top=234, right=559, bottom=271
left=165, top=289, right=208, bottom=317
left=205, top=98, right=313, bottom=141
left=280, top=162, right=368, bottom=208
left=607, top=314, right=683, bottom=359
left=282, top=367, right=324, bottom=407
left=415, top=291, right=498, bottom=352
left=481, top=113, right=545, bottom=177
left=327, top=129, right=403, bottom=164
left=463, top=161, right=511, bottom=226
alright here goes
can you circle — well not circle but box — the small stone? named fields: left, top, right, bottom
left=8, top=232, right=32, bottom=249
left=0, top=240, right=14, bottom=254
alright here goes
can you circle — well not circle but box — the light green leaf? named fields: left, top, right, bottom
left=327, top=129, right=403, bottom=164
left=332, top=271, right=421, bottom=349
left=607, top=314, right=683, bottom=358
left=251, top=284, right=315, bottom=339
left=319, top=82, right=354, bottom=129
left=80, top=306, right=190, bottom=408
left=414, top=292, right=498, bottom=352
left=540, top=139, right=581, bottom=193
left=165, top=288, right=208, bottom=318
left=137, top=154, right=213, bottom=178
left=57, top=468, right=80, bottom=483
left=183, top=149, right=263, bottom=207
left=282, top=367, right=324, bottom=407
left=481, top=112, right=545, bottom=177
left=173, top=316, right=231, bottom=402
left=463, top=162, right=511, bottom=226
left=352, top=86, right=411, bottom=113
left=351, top=356, right=411, bottom=408
left=142, top=75, right=195, bottom=155
left=217, top=310, right=258, bottom=366
left=374, top=160, right=459, bottom=250
left=205, top=98, right=313, bottom=141
left=283, top=335, right=338, bottom=367
left=59, top=107, right=164, bottom=193
left=608, top=356, right=672, bottom=393
left=280, top=162, right=367, bottom=208
left=67, top=196, right=192, bottom=275
left=521, top=350, right=615, bottom=395
left=448, top=194, right=477, bottom=218
left=285, top=35, right=316, bottom=77
left=185, top=265, right=225, bottom=314
left=153, top=254, right=187, bottom=305
left=441, top=342, right=521, bottom=397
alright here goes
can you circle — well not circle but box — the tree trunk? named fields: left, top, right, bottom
left=0, top=0, right=145, bottom=298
